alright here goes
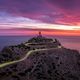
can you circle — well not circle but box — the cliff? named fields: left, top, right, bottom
left=0, top=34, right=80, bottom=80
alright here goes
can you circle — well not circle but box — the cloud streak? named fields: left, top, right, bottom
left=0, top=13, right=80, bottom=30
left=0, top=0, right=80, bottom=35
left=0, top=0, right=80, bottom=25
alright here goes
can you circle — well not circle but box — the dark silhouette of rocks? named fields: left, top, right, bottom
left=0, top=48, right=80, bottom=80
left=0, top=44, right=29, bottom=64
left=0, top=33, right=80, bottom=80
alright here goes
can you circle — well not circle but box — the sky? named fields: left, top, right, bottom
left=0, top=0, right=80, bottom=36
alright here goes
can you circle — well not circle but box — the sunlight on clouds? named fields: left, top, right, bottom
left=24, top=23, right=80, bottom=30
left=0, top=14, right=80, bottom=31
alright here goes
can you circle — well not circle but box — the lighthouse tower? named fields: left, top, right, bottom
left=38, top=31, right=42, bottom=37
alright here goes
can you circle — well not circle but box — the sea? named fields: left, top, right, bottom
left=0, top=36, right=80, bottom=52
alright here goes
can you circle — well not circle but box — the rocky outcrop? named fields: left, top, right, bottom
left=0, top=43, right=29, bottom=64
left=0, top=48, right=80, bottom=80
left=0, top=35, right=80, bottom=80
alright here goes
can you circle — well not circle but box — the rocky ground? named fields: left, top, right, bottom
left=0, top=48, right=80, bottom=80
left=0, top=43, right=29, bottom=64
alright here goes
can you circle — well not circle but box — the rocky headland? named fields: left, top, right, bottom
left=0, top=32, right=80, bottom=80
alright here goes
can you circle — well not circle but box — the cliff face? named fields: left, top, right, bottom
left=0, top=48, right=80, bottom=80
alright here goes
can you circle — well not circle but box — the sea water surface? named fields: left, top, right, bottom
left=0, top=36, right=80, bottom=52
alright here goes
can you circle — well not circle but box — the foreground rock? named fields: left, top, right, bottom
left=0, top=32, right=80, bottom=80
left=0, top=48, right=80, bottom=80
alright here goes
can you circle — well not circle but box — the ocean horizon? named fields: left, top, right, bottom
left=0, top=36, right=80, bottom=52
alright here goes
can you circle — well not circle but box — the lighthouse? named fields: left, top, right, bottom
left=38, top=31, right=42, bottom=37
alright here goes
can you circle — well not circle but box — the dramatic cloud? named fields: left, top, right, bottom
left=0, top=0, right=80, bottom=35
left=0, top=0, right=79, bottom=25
left=0, top=12, right=80, bottom=31
left=0, top=0, right=59, bottom=24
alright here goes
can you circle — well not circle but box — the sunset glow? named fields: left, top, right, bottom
left=0, top=0, right=80, bottom=36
